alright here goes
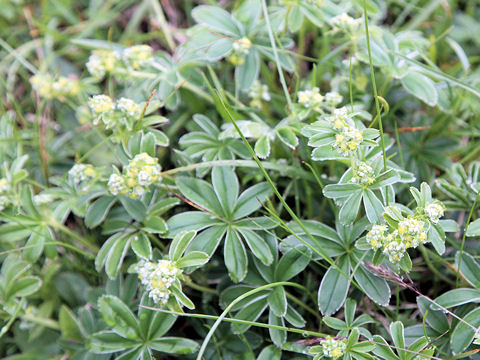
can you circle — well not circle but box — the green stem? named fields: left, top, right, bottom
left=261, top=0, right=293, bottom=112
left=363, top=0, right=388, bottom=203
left=195, top=282, right=316, bottom=360
left=457, top=191, right=480, bottom=286
left=141, top=305, right=327, bottom=338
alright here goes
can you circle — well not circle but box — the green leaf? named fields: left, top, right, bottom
left=88, top=331, right=138, bottom=354
left=142, top=216, right=167, bottom=234
left=175, top=251, right=209, bottom=268
left=417, top=296, right=449, bottom=333
left=258, top=345, right=282, bottom=360
left=466, top=218, right=480, bottom=236
left=105, top=233, right=131, bottom=279
left=187, top=225, right=227, bottom=256
left=23, top=226, right=48, bottom=263
left=233, top=182, right=272, bottom=219
left=363, top=189, right=384, bottom=224
left=318, top=257, right=350, bottom=316
left=339, top=191, right=363, bottom=225
left=390, top=321, right=407, bottom=360
left=455, top=252, right=480, bottom=287
left=372, top=335, right=399, bottom=360
left=268, top=286, right=287, bottom=317
left=224, top=228, right=248, bottom=282
left=236, top=50, right=259, bottom=90
left=323, top=184, right=362, bottom=199
left=7, top=275, right=42, bottom=298
left=170, top=286, right=195, bottom=309
left=232, top=298, right=268, bottom=334
left=275, top=245, right=310, bottom=281
left=119, top=197, right=147, bottom=222
left=98, top=295, right=141, bottom=340
left=192, top=5, right=242, bottom=37
left=254, top=136, right=271, bottom=159
left=432, top=288, right=480, bottom=309
left=59, top=305, right=83, bottom=341
left=176, top=177, right=224, bottom=216
left=149, top=337, right=199, bottom=354
left=353, top=264, right=390, bottom=306
left=238, top=228, right=273, bottom=265
left=167, top=211, right=222, bottom=235
left=140, top=132, right=156, bottom=157
left=169, top=231, right=197, bottom=261
left=428, top=223, right=445, bottom=255
left=450, top=307, right=480, bottom=354
left=130, top=232, right=152, bottom=259
left=269, top=312, right=287, bottom=347
left=400, top=71, right=438, bottom=106
left=212, top=166, right=238, bottom=217
left=277, top=127, right=298, bottom=149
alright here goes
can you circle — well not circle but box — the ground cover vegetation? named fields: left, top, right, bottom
left=1, top=0, right=480, bottom=359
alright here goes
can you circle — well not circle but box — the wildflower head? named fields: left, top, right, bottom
left=108, top=153, right=161, bottom=198
left=0, top=195, right=9, bottom=212
left=424, top=202, right=445, bottom=223
left=331, top=12, right=362, bottom=33
left=321, top=336, right=347, bottom=359
left=332, top=115, right=363, bottom=156
left=69, top=164, right=97, bottom=185
left=86, top=49, right=120, bottom=80
left=367, top=224, right=387, bottom=249
left=123, top=45, right=153, bottom=69
left=383, top=233, right=407, bottom=262
left=117, top=97, right=141, bottom=118
left=30, top=74, right=80, bottom=100
left=108, top=173, right=128, bottom=196
left=297, top=87, right=324, bottom=108
left=397, top=217, right=427, bottom=248
left=352, top=161, right=375, bottom=185
left=325, top=92, right=343, bottom=107
left=135, top=259, right=182, bottom=305
left=88, top=95, right=115, bottom=115
left=228, top=37, right=251, bottom=65
left=0, top=178, right=10, bottom=194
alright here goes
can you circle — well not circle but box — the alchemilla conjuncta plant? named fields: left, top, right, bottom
left=1, top=0, right=480, bottom=359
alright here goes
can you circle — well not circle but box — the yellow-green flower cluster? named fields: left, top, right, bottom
left=228, top=37, right=251, bottom=66
left=86, top=49, right=120, bottom=80
left=321, top=336, right=347, bottom=359
left=123, top=45, right=153, bottom=70
left=325, top=91, right=343, bottom=107
left=352, top=161, right=375, bottom=185
left=331, top=13, right=362, bottom=34
left=248, top=81, right=271, bottom=108
left=86, top=45, right=154, bottom=80
left=30, top=74, right=81, bottom=100
left=424, top=202, right=445, bottom=223
left=330, top=108, right=363, bottom=156
left=68, top=164, right=97, bottom=185
left=0, top=178, right=11, bottom=211
left=33, top=193, right=55, bottom=206
left=107, top=153, right=162, bottom=199
left=298, top=87, right=324, bottom=108
left=367, top=216, right=428, bottom=262
left=88, top=95, right=141, bottom=130
left=135, top=259, right=182, bottom=305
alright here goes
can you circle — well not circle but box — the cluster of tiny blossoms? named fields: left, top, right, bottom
left=135, top=259, right=182, bottom=305
left=30, top=74, right=81, bottom=100
left=367, top=217, right=428, bottom=263
left=305, top=0, right=324, bottom=6
left=86, top=45, right=153, bottom=80
left=331, top=13, right=362, bottom=34
left=108, top=153, right=161, bottom=199
left=297, top=87, right=343, bottom=110
left=0, top=178, right=11, bottom=211
left=69, top=164, right=97, bottom=184
left=321, top=336, right=347, bottom=359
left=424, top=202, right=445, bottom=223
left=88, top=95, right=141, bottom=130
left=248, top=81, right=271, bottom=108
left=352, top=161, right=375, bottom=185
left=330, top=108, right=363, bottom=156
left=228, top=37, right=251, bottom=66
